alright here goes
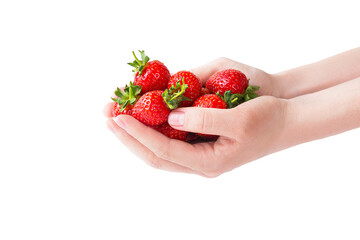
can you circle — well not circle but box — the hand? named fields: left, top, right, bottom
left=105, top=96, right=289, bottom=177
left=104, top=57, right=286, bottom=177
left=104, top=51, right=360, bottom=177
left=190, top=57, right=279, bottom=97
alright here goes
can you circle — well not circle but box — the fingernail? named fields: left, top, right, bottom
left=168, top=111, right=185, bottom=126
left=113, top=117, right=126, bottom=130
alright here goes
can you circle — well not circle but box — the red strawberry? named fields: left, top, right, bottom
left=206, top=69, right=248, bottom=95
left=152, top=122, right=188, bottom=141
left=131, top=90, right=170, bottom=126
left=206, top=69, right=260, bottom=107
left=112, top=103, right=132, bottom=117
left=193, top=94, right=227, bottom=109
left=111, top=82, right=141, bottom=117
left=128, top=50, right=170, bottom=94
left=192, top=94, right=227, bottom=140
left=168, top=71, right=201, bottom=107
left=132, top=81, right=188, bottom=126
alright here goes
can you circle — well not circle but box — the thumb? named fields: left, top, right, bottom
left=168, top=107, right=236, bottom=137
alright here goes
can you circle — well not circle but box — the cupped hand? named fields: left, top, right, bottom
left=105, top=96, right=289, bottom=177
left=104, top=58, right=286, bottom=177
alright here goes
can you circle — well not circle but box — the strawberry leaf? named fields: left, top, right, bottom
left=243, top=83, right=260, bottom=102
left=217, top=91, right=244, bottom=108
left=217, top=80, right=260, bottom=108
left=111, top=82, right=141, bottom=112
left=127, top=50, right=150, bottom=76
left=127, top=62, right=137, bottom=68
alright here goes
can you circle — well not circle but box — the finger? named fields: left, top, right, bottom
left=103, top=102, right=116, bottom=118
left=167, top=107, right=238, bottom=138
left=112, top=115, right=215, bottom=173
left=190, top=59, right=222, bottom=86
left=106, top=118, right=203, bottom=175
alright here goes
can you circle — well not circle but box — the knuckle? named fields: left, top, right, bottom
left=197, top=111, right=213, bottom=134
left=146, top=158, right=162, bottom=169
left=154, top=147, right=170, bottom=160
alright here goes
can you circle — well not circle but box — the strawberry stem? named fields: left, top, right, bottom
left=127, top=50, right=150, bottom=76
left=132, top=51, right=141, bottom=65
left=162, top=78, right=191, bottom=110
left=170, top=81, right=187, bottom=101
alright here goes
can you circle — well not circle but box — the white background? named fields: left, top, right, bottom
left=0, top=0, right=359, bottom=239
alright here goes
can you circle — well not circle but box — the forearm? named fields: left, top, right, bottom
left=273, top=47, right=360, bottom=98
left=281, top=77, right=360, bottom=149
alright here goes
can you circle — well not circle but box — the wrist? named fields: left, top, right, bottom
left=271, top=71, right=301, bottom=99
left=280, top=78, right=360, bottom=150
left=274, top=97, right=303, bottom=151
left=255, top=97, right=295, bottom=155
left=298, top=77, right=359, bottom=139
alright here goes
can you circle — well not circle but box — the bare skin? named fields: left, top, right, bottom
left=104, top=48, right=360, bottom=177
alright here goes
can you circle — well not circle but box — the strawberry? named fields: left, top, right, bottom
left=131, top=90, right=169, bottom=126
left=206, top=69, right=259, bottom=102
left=192, top=94, right=227, bottom=140
left=111, top=82, right=141, bottom=117
left=112, top=103, right=133, bottom=117
left=168, top=71, right=201, bottom=107
left=151, top=122, right=188, bottom=141
left=193, top=94, right=227, bottom=109
left=128, top=50, right=170, bottom=94
left=131, top=80, right=189, bottom=126
left=206, top=69, right=248, bottom=95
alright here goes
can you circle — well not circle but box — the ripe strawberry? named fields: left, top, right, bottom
left=168, top=71, right=201, bottom=107
left=151, top=122, right=188, bottom=141
left=193, top=94, right=227, bottom=109
left=206, top=69, right=260, bottom=108
left=128, top=50, right=170, bottom=94
left=131, top=90, right=169, bottom=126
left=206, top=69, right=248, bottom=95
left=112, top=103, right=132, bottom=117
left=111, top=82, right=141, bottom=117
left=132, top=80, right=189, bottom=126
left=192, top=94, right=227, bottom=140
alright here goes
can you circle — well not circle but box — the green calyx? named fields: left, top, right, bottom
left=162, top=78, right=191, bottom=110
left=127, top=50, right=150, bottom=76
left=243, top=83, right=260, bottom=101
left=217, top=91, right=244, bottom=108
left=217, top=80, right=260, bottom=108
left=111, top=82, right=142, bottom=112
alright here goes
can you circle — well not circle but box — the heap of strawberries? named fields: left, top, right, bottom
left=112, top=50, right=259, bottom=141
